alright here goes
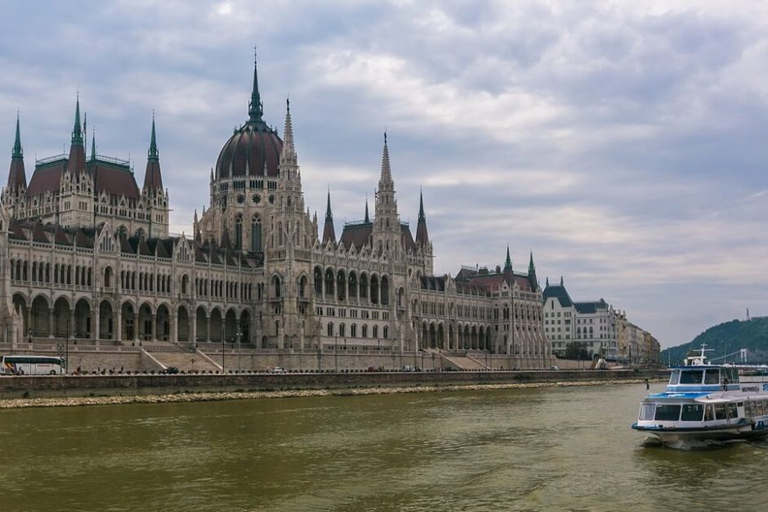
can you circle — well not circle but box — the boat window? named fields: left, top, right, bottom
left=639, top=404, right=655, bottom=421
left=654, top=404, right=681, bottom=421
left=726, top=368, right=740, bottom=384
left=704, top=405, right=715, bottom=421
left=745, top=401, right=754, bottom=418
left=715, top=403, right=727, bottom=420
left=680, top=370, right=704, bottom=385
left=704, top=369, right=720, bottom=385
left=680, top=404, right=704, bottom=422
left=727, top=403, right=738, bottom=419
left=668, top=370, right=680, bottom=385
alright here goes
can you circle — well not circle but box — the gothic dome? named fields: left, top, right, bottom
left=215, top=121, right=282, bottom=179
left=214, top=58, right=283, bottom=180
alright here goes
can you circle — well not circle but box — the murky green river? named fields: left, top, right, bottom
left=1, top=382, right=767, bottom=512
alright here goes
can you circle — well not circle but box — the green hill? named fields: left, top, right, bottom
left=661, top=317, right=768, bottom=365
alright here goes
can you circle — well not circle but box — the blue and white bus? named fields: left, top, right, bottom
left=1, top=355, right=66, bottom=375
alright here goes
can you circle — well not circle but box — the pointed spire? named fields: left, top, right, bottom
left=67, top=96, right=87, bottom=175
left=546, top=277, right=550, bottom=287
left=148, top=114, right=159, bottom=162
left=364, top=197, right=370, bottom=223
left=90, top=129, right=96, bottom=161
left=504, top=246, right=512, bottom=272
left=560, top=276, right=564, bottom=286
left=415, top=188, right=429, bottom=246
left=143, top=116, right=163, bottom=191
left=7, top=113, right=27, bottom=190
left=379, top=131, right=392, bottom=183
left=322, top=189, right=336, bottom=244
left=248, top=47, right=264, bottom=123
left=71, top=93, right=84, bottom=146
left=12, top=113, right=22, bottom=159
left=528, top=252, right=538, bottom=289
left=280, top=98, right=297, bottom=165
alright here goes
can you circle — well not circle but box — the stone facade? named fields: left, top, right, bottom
left=543, top=277, right=659, bottom=363
left=0, top=58, right=551, bottom=369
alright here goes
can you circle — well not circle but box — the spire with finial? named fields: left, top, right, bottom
left=12, top=113, right=22, bottom=159
left=504, top=245, right=513, bottom=272
left=364, top=196, right=370, bottom=223
left=143, top=115, right=163, bottom=191
left=67, top=95, right=87, bottom=175
left=279, top=98, right=297, bottom=165
left=7, top=113, right=27, bottom=190
left=323, top=188, right=336, bottom=244
left=415, top=188, right=429, bottom=246
left=90, top=129, right=96, bottom=161
left=248, top=47, right=264, bottom=123
left=72, top=93, right=84, bottom=146
left=379, top=130, right=392, bottom=184
left=148, top=114, right=159, bottom=162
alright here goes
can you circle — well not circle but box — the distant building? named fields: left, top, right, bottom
left=542, top=277, right=658, bottom=363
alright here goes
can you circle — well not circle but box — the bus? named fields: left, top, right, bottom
left=1, top=355, right=66, bottom=375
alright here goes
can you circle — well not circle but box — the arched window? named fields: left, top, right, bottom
left=251, top=216, right=262, bottom=252
left=235, top=214, right=243, bottom=249
left=327, top=322, right=334, bottom=337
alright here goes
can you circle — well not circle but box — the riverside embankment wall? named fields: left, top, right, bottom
left=0, top=369, right=667, bottom=400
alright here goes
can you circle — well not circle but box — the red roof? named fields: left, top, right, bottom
left=27, top=162, right=66, bottom=196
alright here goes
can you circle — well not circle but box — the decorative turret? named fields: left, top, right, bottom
left=372, top=132, right=400, bottom=257
left=6, top=114, right=27, bottom=191
left=415, top=189, right=429, bottom=247
left=322, top=190, right=336, bottom=244
left=143, top=116, right=163, bottom=191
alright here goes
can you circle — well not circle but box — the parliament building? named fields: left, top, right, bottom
left=0, top=58, right=551, bottom=369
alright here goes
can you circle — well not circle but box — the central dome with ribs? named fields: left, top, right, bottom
left=214, top=59, right=283, bottom=179
left=215, top=121, right=282, bottom=179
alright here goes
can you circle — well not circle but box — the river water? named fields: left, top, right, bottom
left=1, top=382, right=767, bottom=512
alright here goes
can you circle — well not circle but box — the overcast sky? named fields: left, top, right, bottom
left=2, top=0, right=768, bottom=349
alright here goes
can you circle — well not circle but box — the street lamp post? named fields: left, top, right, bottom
left=222, top=335, right=225, bottom=374
left=65, top=316, right=70, bottom=375
left=236, top=329, right=242, bottom=372
left=334, top=335, right=338, bottom=373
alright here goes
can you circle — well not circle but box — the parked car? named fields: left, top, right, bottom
left=268, top=366, right=287, bottom=374
left=163, top=366, right=179, bottom=374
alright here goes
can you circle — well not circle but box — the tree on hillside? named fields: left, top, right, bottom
left=661, top=317, right=768, bottom=365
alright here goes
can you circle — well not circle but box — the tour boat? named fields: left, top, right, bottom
left=631, top=348, right=768, bottom=445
